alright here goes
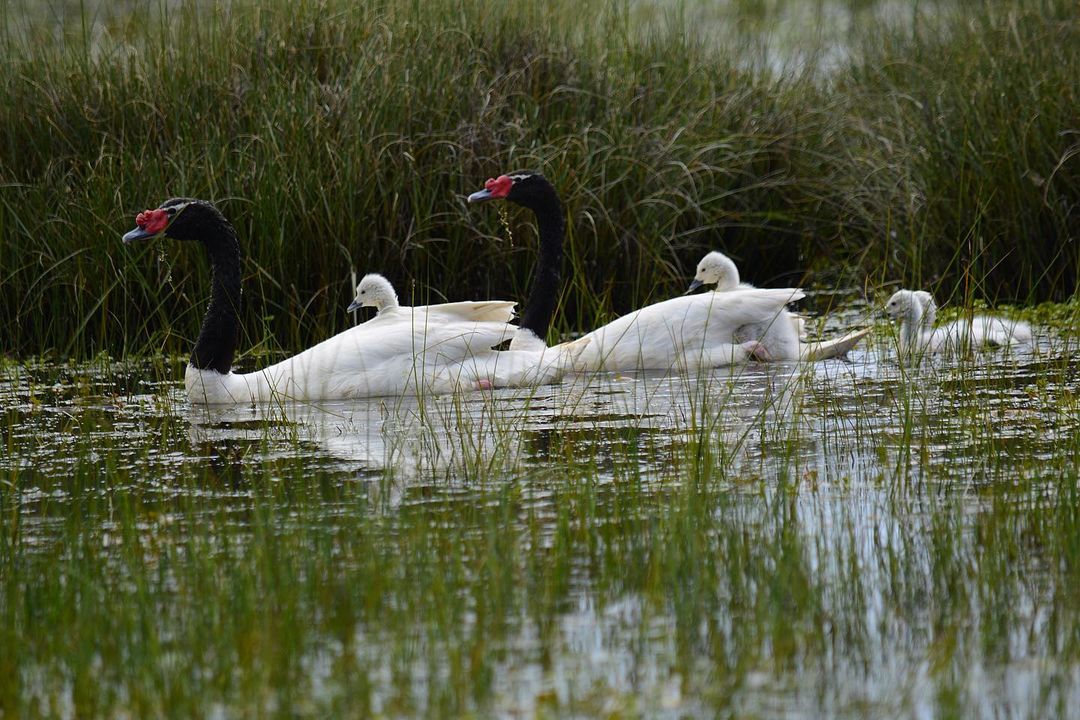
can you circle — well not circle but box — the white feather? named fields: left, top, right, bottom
left=885, top=289, right=1033, bottom=357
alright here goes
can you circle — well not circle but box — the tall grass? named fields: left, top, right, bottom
left=0, top=0, right=1076, bottom=361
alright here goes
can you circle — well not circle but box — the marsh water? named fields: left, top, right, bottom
left=4, top=304, right=1080, bottom=718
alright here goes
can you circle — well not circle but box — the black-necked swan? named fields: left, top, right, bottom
left=469, top=172, right=802, bottom=371
left=346, top=273, right=589, bottom=388
left=688, top=250, right=871, bottom=361
left=122, top=199, right=523, bottom=403
left=885, top=288, right=1033, bottom=357
left=467, top=171, right=563, bottom=352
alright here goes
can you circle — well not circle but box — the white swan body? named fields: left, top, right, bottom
left=185, top=315, right=517, bottom=403
left=571, top=288, right=806, bottom=372
left=885, top=289, right=1033, bottom=357
left=691, top=250, right=870, bottom=361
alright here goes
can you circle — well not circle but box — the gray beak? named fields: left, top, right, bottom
left=684, top=278, right=705, bottom=295
left=347, top=299, right=362, bottom=313
left=467, top=188, right=496, bottom=203
left=122, top=226, right=157, bottom=244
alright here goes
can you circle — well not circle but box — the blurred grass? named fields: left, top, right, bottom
left=0, top=0, right=1076, bottom=359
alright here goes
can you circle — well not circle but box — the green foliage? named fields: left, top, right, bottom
left=4, top=348, right=1080, bottom=716
left=0, top=0, right=1076, bottom=361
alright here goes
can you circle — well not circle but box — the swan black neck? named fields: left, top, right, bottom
left=517, top=189, right=564, bottom=342
left=189, top=215, right=242, bottom=374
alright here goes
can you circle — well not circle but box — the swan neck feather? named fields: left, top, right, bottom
left=190, top=218, right=242, bottom=374
left=518, top=193, right=563, bottom=343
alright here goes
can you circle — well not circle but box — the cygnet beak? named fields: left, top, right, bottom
left=684, top=279, right=705, bottom=295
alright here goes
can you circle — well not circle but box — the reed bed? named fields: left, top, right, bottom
left=3, top=2, right=1080, bottom=714
left=0, top=0, right=1076, bottom=360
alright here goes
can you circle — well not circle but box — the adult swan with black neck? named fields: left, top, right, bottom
left=123, top=198, right=532, bottom=404
left=469, top=172, right=804, bottom=371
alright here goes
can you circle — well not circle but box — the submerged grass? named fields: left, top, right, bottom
left=4, top=342, right=1080, bottom=716
left=0, top=0, right=1076, bottom=359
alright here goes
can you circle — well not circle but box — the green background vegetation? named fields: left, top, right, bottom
left=1, top=0, right=1076, bottom=359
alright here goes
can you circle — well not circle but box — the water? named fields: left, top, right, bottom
left=3, top=331, right=1080, bottom=717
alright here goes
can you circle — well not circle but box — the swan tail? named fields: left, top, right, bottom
left=799, top=327, right=872, bottom=361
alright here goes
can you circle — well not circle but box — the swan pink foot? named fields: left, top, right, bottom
left=743, top=341, right=773, bottom=362
left=476, top=378, right=494, bottom=390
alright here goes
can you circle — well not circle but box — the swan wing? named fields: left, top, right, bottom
left=575, top=289, right=803, bottom=371
left=400, top=300, right=517, bottom=324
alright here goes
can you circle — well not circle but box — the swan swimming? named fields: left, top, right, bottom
left=469, top=172, right=794, bottom=372
left=122, top=199, right=558, bottom=403
left=885, top=288, right=1033, bottom=357
left=688, top=250, right=871, bottom=361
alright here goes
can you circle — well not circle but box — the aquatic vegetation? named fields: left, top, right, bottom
left=4, top=325, right=1080, bottom=716
left=0, top=0, right=1076, bottom=359
left=3, top=0, right=1079, bottom=716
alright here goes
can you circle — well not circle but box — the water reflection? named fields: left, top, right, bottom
left=4, top=337, right=1080, bottom=717
left=179, top=362, right=806, bottom=485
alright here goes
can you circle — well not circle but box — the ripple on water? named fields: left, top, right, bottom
left=4, top=341, right=1080, bottom=716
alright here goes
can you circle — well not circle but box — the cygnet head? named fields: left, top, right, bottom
left=885, top=290, right=920, bottom=322
left=686, top=251, right=740, bottom=294
left=347, top=273, right=399, bottom=314
left=886, top=289, right=937, bottom=327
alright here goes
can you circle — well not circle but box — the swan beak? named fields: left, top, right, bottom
left=346, top=299, right=362, bottom=313
left=467, top=188, right=496, bottom=203
left=122, top=226, right=158, bottom=243
left=684, top=279, right=704, bottom=295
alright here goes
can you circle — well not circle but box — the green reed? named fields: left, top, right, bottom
left=6, top=333, right=1080, bottom=716
left=1, top=0, right=1076, bottom=361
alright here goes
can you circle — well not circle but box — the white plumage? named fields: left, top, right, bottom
left=690, top=250, right=870, bottom=361
left=885, top=289, right=1033, bottom=357
left=572, top=288, right=805, bottom=372
left=185, top=312, right=519, bottom=403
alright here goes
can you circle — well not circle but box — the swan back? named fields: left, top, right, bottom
left=574, top=288, right=804, bottom=371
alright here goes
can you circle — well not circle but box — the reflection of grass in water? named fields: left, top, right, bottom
left=4, top=343, right=1080, bottom=715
